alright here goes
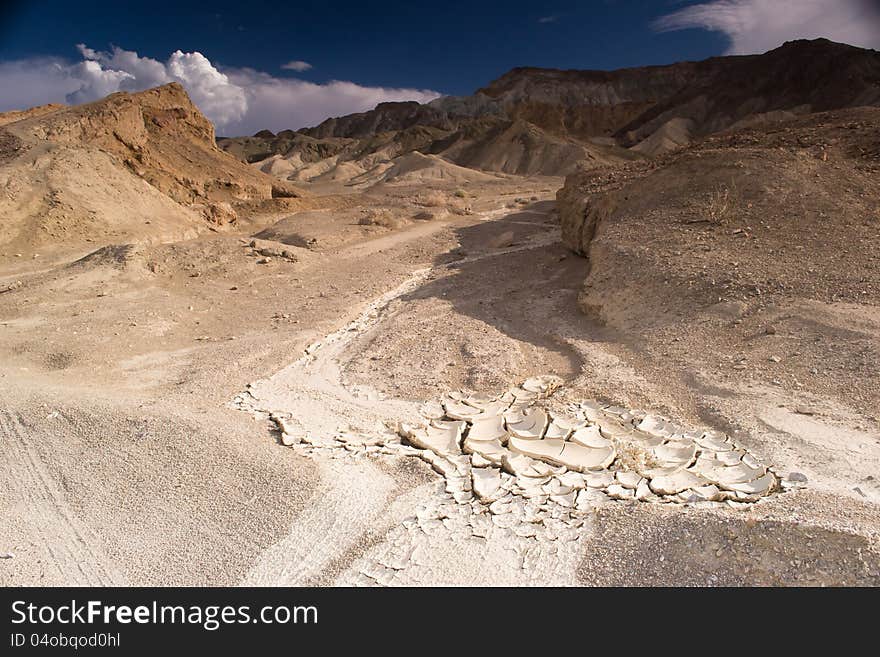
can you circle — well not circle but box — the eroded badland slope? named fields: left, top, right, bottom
left=0, top=83, right=304, bottom=262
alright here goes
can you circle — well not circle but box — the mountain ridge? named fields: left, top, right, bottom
left=218, top=38, right=880, bottom=183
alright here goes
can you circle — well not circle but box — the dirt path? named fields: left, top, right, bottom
left=0, top=409, right=123, bottom=585
left=233, top=209, right=569, bottom=585
left=233, top=215, right=560, bottom=440
left=242, top=456, right=398, bottom=585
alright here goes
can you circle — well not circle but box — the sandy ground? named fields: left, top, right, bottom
left=1, top=177, right=878, bottom=586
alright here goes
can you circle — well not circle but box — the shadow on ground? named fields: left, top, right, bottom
left=395, top=201, right=595, bottom=384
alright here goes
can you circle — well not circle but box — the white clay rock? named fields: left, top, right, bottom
left=649, top=470, right=707, bottom=495
left=472, top=468, right=503, bottom=501
left=615, top=471, right=643, bottom=489
left=584, top=471, right=615, bottom=488
left=388, top=376, right=789, bottom=515
left=726, top=472, right=776, bottom=495
left=443, top=399, right=484, bottom=421
left=402, top=420, right=465, bottom=455
left=463, top=437, right=508, bottom=464
left=606, top=484, right=635, bottom=500
left=506, top=407, right=549, bottom=440
left=545, top=415, right=586, bottom=440
left=467, top=414, right=508, bottom=442
left=557, top=442, right=616, bottom=472
left=569, top=425, right=612, bottom=449
left=419, top=401, right=445, bottom=420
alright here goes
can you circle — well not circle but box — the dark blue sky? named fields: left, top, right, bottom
left=0, top=0, right=728, bottom=95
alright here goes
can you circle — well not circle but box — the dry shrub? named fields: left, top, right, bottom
left=453, top=189, right=468, bottom=198
left=615, top=443, right=661, bottom=473
left=703, top=183, right=737, bottom=223
left=358, top=208, right=406, bottom=229
left=417, top=190, right=446, bottom=207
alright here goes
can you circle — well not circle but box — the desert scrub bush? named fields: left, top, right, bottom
left=453, top=189, right=468, bottom=198
left=417, top=190, right=446, bottom=207
left=703, top=183, right=737, bottom=223
left=358, top=208, right=405, bottom=229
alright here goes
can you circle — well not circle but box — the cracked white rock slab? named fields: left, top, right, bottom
left=508, top=435, right=566, bottom=461
left=468, top=413, right=509, bottom=442
left=498, top=453, right=548, bottom=478
left=521, top=376, right=563, bottom=395
left=582, top=471, right=614, bottom=488
left=401, top=420, right=465, bottom=456
left=443, top=399, right=485, bottom=421
left=241, top=356, right=791, bottom=586
left=615, top=471, right=643, bottom=489
left=472, top=468, right=503, bottom=501
left=506, top=407, right=549, bottom=440
left=648, top=469, right=707, bottom=495
left=545, top=416, right=585, bottom=440
left=653, top=441, right=697, bottom=466
left=419, top=401, right=445, bottom=421
left=558, top=442, right=616, bottom=472
left=726, top=472, right=775, bottom=495
left=696, top=432, right=731, bottom=452
left=396, top=377, right=784, bottom=511
left=463, top=436, right=507, bottom=464
left=556, top=471, right=585, bottom=489
left=606, top=484, right=635, bottom=500
left=570, top=425, right=614, bottom=449
left=715, top=450, right=746, bottom=466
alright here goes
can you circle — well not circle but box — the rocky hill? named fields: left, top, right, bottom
left=480, top=39, right=879, bottom=146
left=219, top=39, right=880, bottom=182
left=556, top=106, right=880, bottom=414
left=0, top=83, right=302, bottom=260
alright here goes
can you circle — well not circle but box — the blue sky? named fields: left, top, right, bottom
left=0, top=1, right=728, bottom=94
left=1, top=0, right=878, bottom=134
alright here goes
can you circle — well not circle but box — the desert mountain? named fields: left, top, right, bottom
left=0, top=83, right=302, bottom=259
left=219, top=39, right=880, bottom=183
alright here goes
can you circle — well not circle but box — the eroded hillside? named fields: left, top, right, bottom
left=0, top=83, right=304, bottom=261
left=557, top=107, right=880, bottom=416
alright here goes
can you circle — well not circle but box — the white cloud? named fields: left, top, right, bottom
left=65, top=59, right=135, bottom=104
left=60, top=44, right=247, bottom=125
left=0, top=45, right=441, bottom=136
left=538, top=15, right=558, bottom=24
left=222, top=67, right=440, bottom=135
left=0, top=58, right=81, bottom=109
left=76, top=44, right=100, bottom=60
left=281, top=60, right=313, bottom=72
left=654, top=0, right=880, bottom=55
left=166, top=51, right=248, bottom=126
